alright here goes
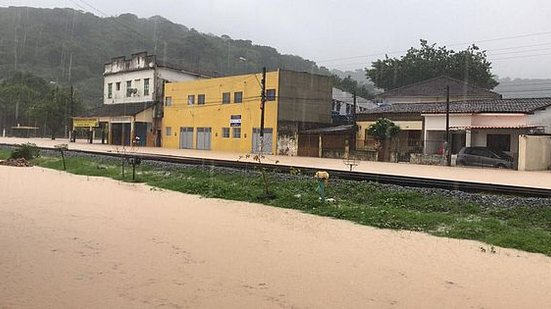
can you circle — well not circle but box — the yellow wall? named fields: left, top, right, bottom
left=163, top=71, right=279, bottom=153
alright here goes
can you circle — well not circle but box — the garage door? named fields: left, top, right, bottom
left=179, top=127, right=193, bottom=149
left=252, top=128, right=273, bottom=154
left=196, top=127, right=212, bottom=150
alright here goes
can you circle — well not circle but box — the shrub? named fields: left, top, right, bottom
left=10, top=143, right=40, bottom=160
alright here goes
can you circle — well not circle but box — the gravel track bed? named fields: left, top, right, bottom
left=2, top=145, right=550, bottom=209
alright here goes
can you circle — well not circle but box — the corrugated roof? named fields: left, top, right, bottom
left=361, top=97, right=551, bottom=115
left=380, top=75, right=501, bottom=99
left=300, top=124, right=355, bottom=135
left=79, top=102, right=155, bottom=117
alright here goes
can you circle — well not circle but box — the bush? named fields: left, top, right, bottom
left=10, top=143, right=40, bottom=160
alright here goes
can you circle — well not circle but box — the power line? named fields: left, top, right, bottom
left=317, top=30, right=551, bottom=64
left=492, top=52, right=551, bottom=61
left=66, top=0, right=152, bottom=47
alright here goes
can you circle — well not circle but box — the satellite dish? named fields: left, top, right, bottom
left=149, top=62, right=154, bottom=68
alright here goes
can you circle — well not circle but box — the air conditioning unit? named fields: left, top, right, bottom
left=127, top=88, right=138, bottom=96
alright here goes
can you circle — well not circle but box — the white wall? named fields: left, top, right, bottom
left=423, top=114, right=473, bottom=130
left=470, top=129, right=522, bottom=155
left=518, top=135, right=551, bottom=171
left=104, top=68, right=203, bottom=105
left=104, top=70, right=155, bottom=104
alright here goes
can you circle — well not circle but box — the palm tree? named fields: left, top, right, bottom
left=367, top=118, right=401, bottom=161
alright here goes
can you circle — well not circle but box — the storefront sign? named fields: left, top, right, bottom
left=73, top=118, right=99, bottom=128
left=230, top=115, right=241, bottom=127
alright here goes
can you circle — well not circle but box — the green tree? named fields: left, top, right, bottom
left=366, top=40, right=498, bottom=90
left=0, top=72, right=50, bottom=132
left=367, top=118, right=401, bottom=161
left=28, top=87, right=71, bottom=139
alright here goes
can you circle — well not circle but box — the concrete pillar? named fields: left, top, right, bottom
left=318, top=135, right=322, bottom=158
left=466, top=130, right=472, bottom=147
left=423, top=130, right=429, bottom=154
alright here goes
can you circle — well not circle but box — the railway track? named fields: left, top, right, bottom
left=3, top=143, right=551, bottom=198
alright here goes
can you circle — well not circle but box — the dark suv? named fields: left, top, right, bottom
left=456, top=147, right=514, bottom=169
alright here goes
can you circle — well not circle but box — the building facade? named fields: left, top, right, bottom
left=331, top=88, right=377, bottom=125
left=75, top=52, right=206, bottom=146
left=162, top=69, right=332, bottom=155
left=357, top=98, right=551, bottom=162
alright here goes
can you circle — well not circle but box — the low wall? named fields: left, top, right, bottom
left=410, top=153, right=446, bottom=166
left=518, top=135, right=551, bottom=171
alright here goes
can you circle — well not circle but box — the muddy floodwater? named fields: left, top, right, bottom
left=1, top=166, right=550, bottom=308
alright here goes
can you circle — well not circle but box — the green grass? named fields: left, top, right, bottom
left=16, top=152, right=551, bottom=256
left=0, top=149, right=11, bottom=160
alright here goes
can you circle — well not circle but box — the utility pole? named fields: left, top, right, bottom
left=259, top=67, right=266, bottom=154
left=69, top=85, right=74, bottom=142
left=352, top=92, right=357, bottom=152
left=445, top=85, right=451, bottom=166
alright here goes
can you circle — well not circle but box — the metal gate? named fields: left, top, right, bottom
left=179, top=127, right=194, bottom=149
left=196, top=127, right=212, bottom=150
left=252, top=128, right=273, bottom=154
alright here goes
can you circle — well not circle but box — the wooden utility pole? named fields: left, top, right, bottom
left=259, top=67, right=266, bottom=153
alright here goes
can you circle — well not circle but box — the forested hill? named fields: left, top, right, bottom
left=0, top=6, right=332, bottom=106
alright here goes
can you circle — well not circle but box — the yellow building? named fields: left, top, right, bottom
left=162, top=69, right=332, bottom=155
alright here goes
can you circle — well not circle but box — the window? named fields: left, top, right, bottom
left=165, top=127, right=172, bottom=136
left=107, top=83, right=113, bottom=98
left=198, top=94, right=205, bottom=105
left=222, top=127, right=230, bottom=138
left=232, top=127, right=241, bottom=138
left=126, top=80, right=132, bottom=97
left=188, top=95, right=195, bottom=105
left=487, top=134, right=511, bottom=152
left=222, top=92, right=231, bottom=104
left=266, top=89, right=276, bottom=101
left=144, top=78, right=150, bottom=96
left=407, top=131, right=422, bottom=147
left=116, top=82, right=121, bottom=91
left=234, top=91, right=243, bottom=103
left=165, top=96, right=172, bottom=106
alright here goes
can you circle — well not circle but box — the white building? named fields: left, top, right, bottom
left=77, top=52, right=208, bottom=146
left=103, top=52, right=204, bottom=105
left=358, top=97, right=551, bottom=160
left=331, top=88, right=376, bottom=123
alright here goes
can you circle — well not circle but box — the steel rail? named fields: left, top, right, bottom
left=3, top=143, right=551, bottom=198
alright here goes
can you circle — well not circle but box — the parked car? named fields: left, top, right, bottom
left=456, top=147, right=514, bottom=169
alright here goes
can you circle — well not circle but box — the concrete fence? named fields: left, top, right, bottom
left=518, top=135, right=551, bottom=171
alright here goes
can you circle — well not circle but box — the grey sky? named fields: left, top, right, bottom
left=3, top=0, right=551, bottom=78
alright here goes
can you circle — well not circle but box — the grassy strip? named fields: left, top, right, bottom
left=4, top=150, right=550, bottom=256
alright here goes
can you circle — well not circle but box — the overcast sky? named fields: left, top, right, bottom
left=2, top=0, right=551, bottom=79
